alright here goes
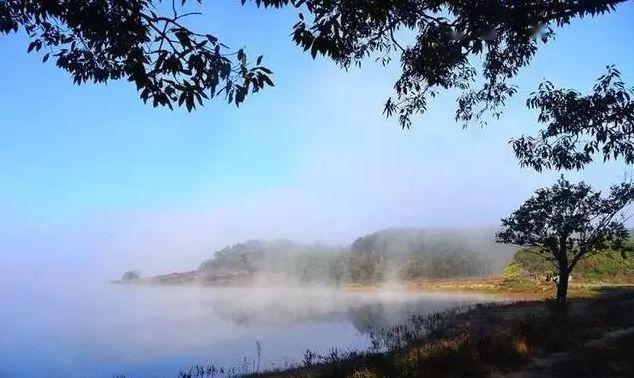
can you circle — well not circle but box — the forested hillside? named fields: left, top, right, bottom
left=191, top=228, right=516, bottom=285
left=197, top=240, right=349, bottom=285
left=136, top=228, right=634, bottom=286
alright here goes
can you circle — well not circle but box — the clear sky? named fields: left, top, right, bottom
left=1, top=2, right=634, bottom=278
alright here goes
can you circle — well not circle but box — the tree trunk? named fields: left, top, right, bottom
left=556, top=268, right=569, bottom=305
left=556, top=237, right=570, bottom=307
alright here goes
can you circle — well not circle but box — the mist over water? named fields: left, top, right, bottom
left=0, top=228, right=511, bottom=377
left=0, top=280, right=498, bottom=377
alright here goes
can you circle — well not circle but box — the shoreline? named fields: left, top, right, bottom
left=109, top=279, right=634, bottom=377
left=113, top=275, right=634, bottom=301
left=248, top=287, right=634, bottom=378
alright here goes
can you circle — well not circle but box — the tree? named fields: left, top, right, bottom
left=2, top=0, right=629, bottom=125
left=256, top=0, right=628, bottom=128
left=513, top=66, right=634, bottom=171
left=0, top=0, right=274, bottom=111
left=121, top=270, right=141, bottom=280
left=496, top=176, right=634, bottom=305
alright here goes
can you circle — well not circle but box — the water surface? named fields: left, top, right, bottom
left=0, top=281, right=497, bottom=377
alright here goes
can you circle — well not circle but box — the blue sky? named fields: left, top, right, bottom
left=1, top=2, right=634, bottom=277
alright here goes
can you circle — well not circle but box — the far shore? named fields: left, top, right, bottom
left=112, top=274, right=634, bottom=302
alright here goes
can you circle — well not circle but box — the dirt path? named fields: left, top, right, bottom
left=504, top=327, right=634, bottom=377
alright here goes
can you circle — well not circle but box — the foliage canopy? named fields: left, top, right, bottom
left=1, top=0, right=274, bottom=111
left=2, top=0, right=629, bottom=127
left=513, top=66, right=634, bottom=171
left=247, top=0, right=628, bottom=127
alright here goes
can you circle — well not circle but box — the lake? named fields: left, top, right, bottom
left=0, top=281, right=497, bottom=377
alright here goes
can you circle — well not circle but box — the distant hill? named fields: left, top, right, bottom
left=197, top=239, right=348, bottom=285
left=138, top=228, right=517, bottom=286
left=348, top=228, right=516, bottom=282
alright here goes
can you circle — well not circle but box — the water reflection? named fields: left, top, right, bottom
left=0, top=283, right=497, bottom=377
left=205, top=288, right=491, bottom=335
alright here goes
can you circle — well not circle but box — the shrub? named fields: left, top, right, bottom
left=502, top=263, right=526, bottom=282
left=121, top=271, right=141, bottom=280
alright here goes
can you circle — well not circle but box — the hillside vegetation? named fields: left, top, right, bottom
left=505, top=243, right=634, bottom=284
left=149, top=228, right=516, bottom=286
left=124, top=229, right=634, bottom=288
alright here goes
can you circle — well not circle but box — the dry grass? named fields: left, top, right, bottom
left=398, top=276, right=633, bottom=301
left=551, top=331, right=634, bottom=378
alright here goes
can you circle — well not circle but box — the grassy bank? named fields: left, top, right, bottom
left=228, top=287, right=632, bottom=378
left=344, top=276, right=632, bottom=300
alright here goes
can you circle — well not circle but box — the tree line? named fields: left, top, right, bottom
left=197, top=229, right=515, bottom=285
